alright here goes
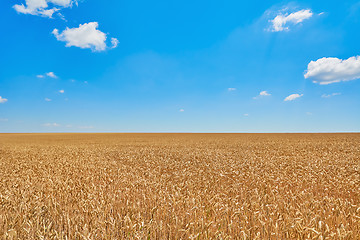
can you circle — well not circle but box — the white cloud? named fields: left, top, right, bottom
left=58, top=12, right=66, bottom=20
left=45, top=98, right=52, bottom=101
left=37, top=72, right=57, bottom=78
left=284, top=93, right=303, bottom=101
left=270, top=9, right=313, bottom=32
left=46, top=72, right=57, bottom=78
left=52, top=22, right=118, bottom=52
left=59, top=90, right=64, bottom=93
left=0, top=96, right=8, bottom=103
left=321, top=93, right=341, bottom=98
left=228, top=88, right=236, bottom=91
left=13, top=0, right=77, bottom=18
left=43, top=123, right=60, bottom=127
left=259, top=91, right=271, bottom=96
left=111, top=38, right=119, bottom=49
left=304, top=56, right=360, bottom=84
left=253, top=90, right=271, bottom=99
left=243, top=113, right=249, bottom=117
left=179, top=109, right=185, bottom=112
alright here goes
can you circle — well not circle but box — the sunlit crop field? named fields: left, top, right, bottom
left=0, top=133, right=359, bottom=239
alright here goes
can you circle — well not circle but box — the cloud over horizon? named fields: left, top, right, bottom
left=52, top=22, right=119, bottom=52
left=304, top=56, right=360, bottom=84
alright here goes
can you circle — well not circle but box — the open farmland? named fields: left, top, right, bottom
left=0, top=133, right=359, bottom=239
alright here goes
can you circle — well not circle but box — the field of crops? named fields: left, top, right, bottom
left=0, top=133, right=359, bottom=239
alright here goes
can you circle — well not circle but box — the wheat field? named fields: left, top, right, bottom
left=0, top=133, right=359, bottom=239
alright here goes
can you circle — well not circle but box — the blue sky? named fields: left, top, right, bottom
left=0, top=0, right=359, bottom=132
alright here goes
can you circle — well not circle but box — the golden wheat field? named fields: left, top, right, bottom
left=0, top=133, right=359, bottom=239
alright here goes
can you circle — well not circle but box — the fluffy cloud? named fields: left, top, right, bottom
left=304, top=56, right=360, bottom=84
left=13, top=0, right=77, bottom=18
left=46, top=72, right=57, bottom=78
left=321, top=93, right=341, bottom=98
left=0, top=96, right=8, bottom=103
left=179, top=109, right=185, bottom=112
left=52, top=22, right=119, bottom=52
left=284, top=94, right=303, bottom=101
left=37, top=72, right=57, bottom=78
left=253, top=90, right=271, bottom=99
left=228, top=88, right=236, bottom=91
left=243, top=113, right=249, bottom=117
left=59, top=90, right=64, bottom=93
left=270, top=9, right=313, bottom=32
left=45, top=98, right=52, bottom=101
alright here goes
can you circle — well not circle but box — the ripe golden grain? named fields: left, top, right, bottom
left=0, top=133, right=359, bottom=239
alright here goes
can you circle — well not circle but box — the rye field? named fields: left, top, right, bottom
left=0, top=133, right=359, bottom=239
